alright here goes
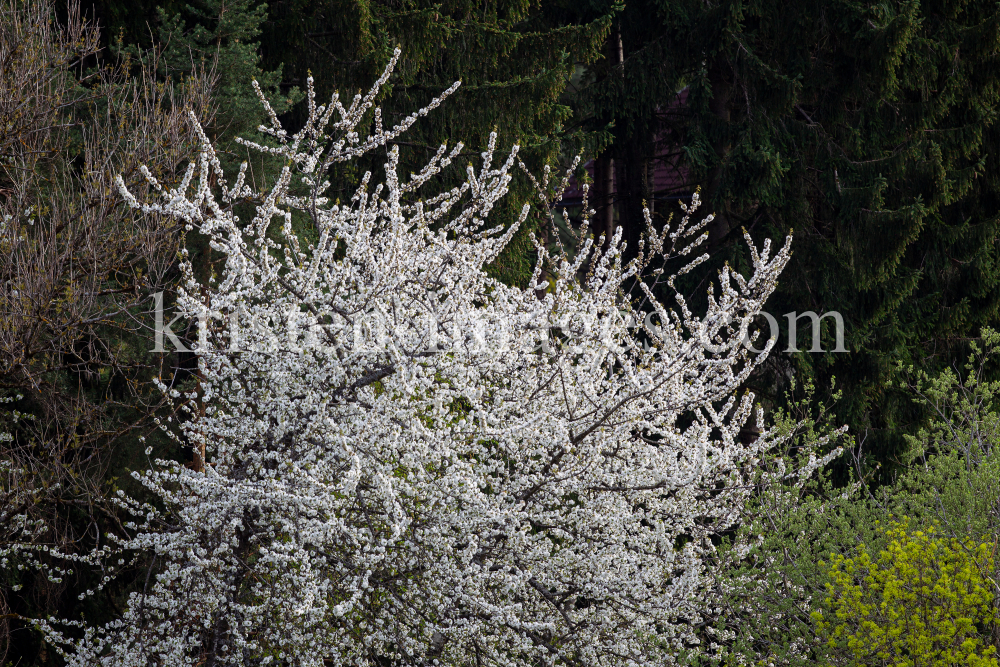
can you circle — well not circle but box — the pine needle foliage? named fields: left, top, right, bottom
left=576, top=0, right=1000, bottom=473
left=257, top=0, right=613, bottom=286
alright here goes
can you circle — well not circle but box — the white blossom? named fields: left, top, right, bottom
left=39, top=49, right=819, bottom=667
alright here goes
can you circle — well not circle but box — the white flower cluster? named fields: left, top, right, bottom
left=43, top=50, right=810, bottom=666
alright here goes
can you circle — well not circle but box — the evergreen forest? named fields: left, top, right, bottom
left=2, top=0, right=1000, bottom=664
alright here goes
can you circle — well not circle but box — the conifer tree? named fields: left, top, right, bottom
left=257, top=0, right=612, bottom=284
left=108, top=0, right=300, bottom=149
left=578, top=0, right=1000, bottom=471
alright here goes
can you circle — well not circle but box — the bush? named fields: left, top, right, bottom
left=816, top=519, right=998, bottom=667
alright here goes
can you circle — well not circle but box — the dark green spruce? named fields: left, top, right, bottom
left=577, top=0, right=1000, bottom=475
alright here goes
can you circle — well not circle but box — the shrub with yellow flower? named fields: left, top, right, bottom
left=815, top=519, right=998, bottom=667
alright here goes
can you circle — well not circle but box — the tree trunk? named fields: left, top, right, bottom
left=606, top=23, right=654, bottom=268
left=615, top=138, right=651, bottom=267
left=593, top=25, right=624, bottom=254
left=705, top=59, right=733, bottom=248
left=593, top=153, right=615, bottom=252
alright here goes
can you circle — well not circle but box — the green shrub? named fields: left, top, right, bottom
left=816, top=519, right=998, bottom=667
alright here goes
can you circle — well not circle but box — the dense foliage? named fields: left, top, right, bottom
left=574, top=0, right=1000, bottom=473
left=81, top=0, right=1000, bottom=469
left=0, top=2, right=213, bottom=662
left=23, top=48, right=846, bottom=666
left=817, top=520, right=998, bottom=667
left=716, top=335, right=1000, bottom=666
left=3, top=0, right=1000, bottom=664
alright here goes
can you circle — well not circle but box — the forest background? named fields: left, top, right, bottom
left=91, top=0, right=1000, bottom=472
left=2, top=0, right=1000, bottom=664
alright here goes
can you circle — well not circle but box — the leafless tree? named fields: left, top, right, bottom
left=0, top=0, right=215, bottom=656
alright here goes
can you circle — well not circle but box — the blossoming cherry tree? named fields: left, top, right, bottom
left=37, top=49, right=836, bottom=667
